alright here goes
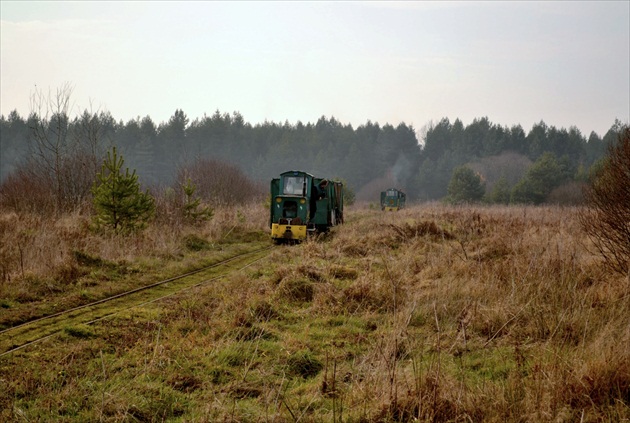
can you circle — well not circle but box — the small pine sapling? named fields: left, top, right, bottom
left=91, top=146, right=155, bottom=233
left=182, top=178, right=213, bottom=224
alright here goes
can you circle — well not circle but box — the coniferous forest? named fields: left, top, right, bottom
left=0, top=106, right=626, bottom=207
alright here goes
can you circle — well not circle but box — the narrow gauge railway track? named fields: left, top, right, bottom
left=0, top=246, right=273, bottom=357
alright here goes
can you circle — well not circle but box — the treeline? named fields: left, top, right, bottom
left=416, top=117, right=625, bottom=204
left=1, top=106, right=626, bottom=206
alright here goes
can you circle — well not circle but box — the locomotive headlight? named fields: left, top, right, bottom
left=276, top=197, right=282, bottom=203
left=300, top=198, right=306, bottom=204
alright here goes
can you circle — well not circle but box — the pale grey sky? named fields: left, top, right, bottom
left=1, top=1, right=628, bottom=137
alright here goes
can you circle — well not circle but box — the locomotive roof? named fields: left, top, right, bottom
left=280, top=170, right=315, bottom=178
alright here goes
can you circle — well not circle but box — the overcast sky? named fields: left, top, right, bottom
left=1, top=1, right=628, bottom=138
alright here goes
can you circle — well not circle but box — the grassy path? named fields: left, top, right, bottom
left=0, top=245, right=272, bottom=356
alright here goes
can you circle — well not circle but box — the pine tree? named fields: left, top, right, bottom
left=447, top=166, right=485, bottom=204
left=92, top=146, right=155, bottom=233
left=182, top=178, right=213, bottom=224
left=488, top=176, right=511, bottom=204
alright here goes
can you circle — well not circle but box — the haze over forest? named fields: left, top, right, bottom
left=1, top=102, right=626, bottom=204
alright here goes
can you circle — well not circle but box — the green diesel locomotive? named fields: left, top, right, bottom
left=270, top=170, right=343, bottom=243
left=380, top=188, right=406, bottom=211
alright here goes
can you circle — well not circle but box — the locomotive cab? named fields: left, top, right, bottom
left=270, top=171, right=312, bottom=242
left=270, top=170, right=343, bottom=243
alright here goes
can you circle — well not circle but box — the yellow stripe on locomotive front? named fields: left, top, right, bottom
left=271, top=223, right=307, bottom=241
left=269, top=171, right=344, bottom=244
left=380, top=188, right=406, bottom=211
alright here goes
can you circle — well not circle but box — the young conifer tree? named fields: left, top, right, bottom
left=447, top=166, right=485, bottom=204
left=92, top=146, right=155, bottom=233
left=182, top=177, right=213, bottom=224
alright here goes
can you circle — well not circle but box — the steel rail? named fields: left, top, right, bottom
left=0, top=246, right=272, bottom=357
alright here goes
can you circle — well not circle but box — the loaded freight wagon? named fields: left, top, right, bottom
left=270, top=170, right=343, bottom=243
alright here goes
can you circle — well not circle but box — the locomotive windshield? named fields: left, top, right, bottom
left=386, top=189, right=397, bottom=196
left=283, top=175, right=306, bottom=195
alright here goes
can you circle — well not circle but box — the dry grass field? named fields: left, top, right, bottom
left=0, top=203, right=628, bottom=422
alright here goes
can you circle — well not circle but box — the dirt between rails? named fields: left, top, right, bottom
left=0, top=245, right=272, bottom=357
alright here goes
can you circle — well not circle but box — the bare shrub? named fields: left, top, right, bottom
left=579, top=127, right=630, bottom=274
left=468, top=151, right=533, bottom=192
left=150, top=185, right=182, bottom=228
left=0, top=159, right=56, bottom=214
left=547, top=181, right=586, bottom=205
left=26, top=84, right=107, bottom=213
left=177, top=157, right=264, bottom=206
left=58, top=151, right=101, bottom=209
left=0, top=152, right=98, bottom=215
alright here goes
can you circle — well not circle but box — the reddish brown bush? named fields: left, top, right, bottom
left=0, top=151, right=98, bottom=215
left=580, top=128, right=630, bottom=274
left=176, top=158, right=264, bottom=206
left=547, top=181, right=586, bottom=205
left=0, top=160, right=56, bottom=214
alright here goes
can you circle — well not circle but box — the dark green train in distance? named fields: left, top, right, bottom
left=270, top=170, right=344, bottom=243
left=380, top=188, right=406, bottom=211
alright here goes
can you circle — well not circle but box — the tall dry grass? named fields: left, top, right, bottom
left=0, top=201, right=268, bottom=327
left=1, top=203, right=628, bottom=422
left=0, top=203, right=267, bottom=279
left=321, top=204, right=630, bottom=422
left=167, top=203, right=627, bottom=421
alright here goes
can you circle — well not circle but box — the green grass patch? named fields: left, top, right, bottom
left=63, top=324, right=96, bottom=339
left=286, top=350, right=323, bottom=379
left=456, top=347, right=517, bottom=382
left=72, top=250, right=109, bottom=267
left=183, top=234, right=212, bottom=251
